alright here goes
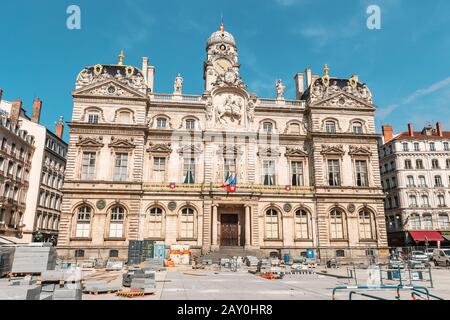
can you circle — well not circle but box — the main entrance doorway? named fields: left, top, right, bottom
left=220, top=214, right=239, bottom=247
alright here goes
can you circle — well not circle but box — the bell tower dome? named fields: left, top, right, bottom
left=204, top=22, right=240, bottom=91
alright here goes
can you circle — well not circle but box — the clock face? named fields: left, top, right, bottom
left=213, top=59, right=232, bottom=75
left=224, top=71, right=236, bottom=84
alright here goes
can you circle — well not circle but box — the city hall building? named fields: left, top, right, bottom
left=57, top=24, right=388, bottom=261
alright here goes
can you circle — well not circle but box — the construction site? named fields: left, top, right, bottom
left=1, top=241, right=449, bottom=300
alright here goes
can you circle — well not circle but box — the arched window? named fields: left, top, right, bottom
left=148, top=207, right=163, bottom=238
left=294, top=209, right=310, bottom=239
left=352, top=122, right=363, bottom=134
left=407, top=176, right=415, bottom=187
left=359, top=209, right=375, bottom=240
left=4, top=183, right=11, bottom=197
left=419, top=175, right=426, bottom=187
left=185, top=119, right=196, bottom=130
left=117, top=110, right=132, bottom=124
left=156, top=117, right=167, bottom=129
left=435, top=175, right=443, bottom=187
left=330, top=209, right=345, bottom=239
left=86, top=111, right=99, bottom=124
left=265, top=209, right=279, bottom=239
left=288, top=122, right=301, bottom=134
left=423, top=214, right=433, bottom=230
left=439, top=214, right=449, bottom=229
left=432, top=159, right=439, bottom=169
left=262, top=122, right=273, bottom=133
left=421, top=195, right=430, bottom=207
left=325, top=121, right=337, bottom=133
left=75, top=206, right=92, bottom=238
left=408, top=195, right=417, bottom=207
left=109, top=206, right=125, bottom=238
left=180, top=207, right=195, bottom=238
left=410, top=214, right=421, bottom=229
left=438, top=195, right=446, bottom=207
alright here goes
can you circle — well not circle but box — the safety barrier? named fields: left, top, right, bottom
left=332, top=284, right=442, bottom=300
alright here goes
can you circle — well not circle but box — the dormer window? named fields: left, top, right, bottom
left=325, top=121, right=336, bottom=134
left=186, top=119, right=196, bottom=130
left=263, top=122, right=273, bottom=133
left=156, top=118, right=167, bottom=129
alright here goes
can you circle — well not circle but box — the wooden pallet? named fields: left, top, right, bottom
left=116, top=291, right=155, bottom=298
left=7, top=272, right=41, bottom=278
left=85, top=289, right=119, bottom=295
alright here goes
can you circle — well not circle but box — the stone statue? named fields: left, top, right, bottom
left=76, top=68, right=94, bottom=87
left=174, top=73, right=183, bottom=94
left=216, top=95, right=242, bottom=125
left=247, top=99, right=255, bottom=123
left=206, top=99, right=214, bottom=121
left=275, top=79, right=286, bottom=100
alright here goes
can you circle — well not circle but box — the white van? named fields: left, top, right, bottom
left=432, top=249, right=450, bottom=267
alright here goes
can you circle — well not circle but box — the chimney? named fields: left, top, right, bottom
left=408, top=123, right=414, bottom=137
left=55, top=116, right=64, bottom=139
left=147, top=65, right=155, bottom=93
left=436, top=122, right=443, bottom=137
left=382, top=125, right=394, bottom=143
left=10, top=100, right=22, bottom=125
left=305, top=68, right=312, bottom=89
left=142, top=57, right=148, bottom=84
left=294, top=73, right=304, bottom=100
left=0, top=88, right=3, bottom=102
left=31, top=98, right=42, bottom=123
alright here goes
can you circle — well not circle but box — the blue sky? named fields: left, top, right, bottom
left=1, top=0, right=450, bottom=141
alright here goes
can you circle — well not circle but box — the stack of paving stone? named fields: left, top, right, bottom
left=83, top=281, right=121, bottom=294
left=141, top=258, right=164, bottom=271
left=105, top=260, right=123, bottom=271
left=0, top=278, right=42, bottom=300
left=245, top=256, right=259, bottom=267
left=122, top=269, right=156, bottom=287
left=11, top=244, right=57, bottom=273
left=53, top=283, right=83, bottom=300
left=130, top=275, right=156, bottom=293
left=0, top=247, right=15, bottom=276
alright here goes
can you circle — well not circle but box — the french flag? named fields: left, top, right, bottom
left=222, top=173, right=237, bottom=193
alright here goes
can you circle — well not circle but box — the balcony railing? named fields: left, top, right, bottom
left=151, top=93, right=202, bottom=103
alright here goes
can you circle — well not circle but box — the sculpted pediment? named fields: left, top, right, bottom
left=73, top=80, right=147, bottom=99
left=147, top=143, right=172, bottom=154
left=321, top=145, right=345, bottom=155
left=348, top=145, right=372, bottom=156
left=76, top=137, right=104, bottom=148
left=217, top=144, right=243, bottom=156
left=312, top=92, right=375, bottom=110
left=258, top=146, right=281, bottom=157
left=285, top=147, right=308, bottom=157
left=108, top=138, right=136, bottom=149
left=178, top=144, right=202, bottom=156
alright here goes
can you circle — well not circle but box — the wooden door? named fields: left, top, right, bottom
left=220, top=214, right=239, bottom=246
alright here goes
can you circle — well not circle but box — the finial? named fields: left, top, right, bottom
left=220, top=15, right=225, bottom=35
left=118, top=50, right=125, bottom=65
left=59, top=116, right=64, bottom=124
left=324, top=64, right=329, bottom=76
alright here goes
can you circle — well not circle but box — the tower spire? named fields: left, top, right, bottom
left=220, top=14, right=225, bottom=35
left=118, top=50, right=125, bottom=65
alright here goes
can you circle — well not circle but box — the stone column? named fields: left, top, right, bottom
left=245, top=205, right=251, bottom=246
left=212, top=205, right=218, bottom=246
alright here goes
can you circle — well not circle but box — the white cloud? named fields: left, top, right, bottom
left=377, top=76, right=450, bottom=119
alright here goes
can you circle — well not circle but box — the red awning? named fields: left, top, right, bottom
left=409, top=231, right=444, bottom=242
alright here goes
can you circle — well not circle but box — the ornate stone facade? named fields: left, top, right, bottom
left=57, top=24, right=388, bottom=262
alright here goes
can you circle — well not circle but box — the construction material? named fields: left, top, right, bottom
left=0, top=285, right=42, bottom=300
left=130, top=278, right=156, bottom=292
left=83, top=281, right=121, bottom=294
left=116, top=290, right=155, bottom=298
left=0, top=247, right=15, bottom=276
left=39, top=292, right=54, bottom=300
left=11, top=245, right=56, bottom=273
left=53, top=284, right=82, bottom=300
left=246, top=256, right=259, bottom=267
left=105, top=260, right=123, bottom=271
left=122, top=269, right=156, bottom=287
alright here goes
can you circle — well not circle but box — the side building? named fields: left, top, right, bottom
left=380, top=123, right=450, bottom=247
left=0, top=90, right=35, bottom=240
left=0, top=89, right=67, bottom=243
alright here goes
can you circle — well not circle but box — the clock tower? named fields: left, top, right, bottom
left=204, top=23, right=240, bottom=91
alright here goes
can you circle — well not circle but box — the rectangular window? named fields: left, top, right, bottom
left=414, top=143, right=420, bottom=151
left=114, top=153, right=128, bottom=181
left=109, top=223, right=123, bottom=238
left=224, top=158, right=236, bottom=181
left=328, top=160, right=341, bottom=186
left=403, top=143, right=409, bottom=151
left=153, top=157, right=166, bottom=183
left=262, top=160, right=276, bottom=186
left=444, top=142, right=449, bottom=151
left=76, top=223, right=90, bottom=238
left=355, top=160, right=368, bottom=187
left=405, top=160, right=412, bottom=169
left=291, top=161, right=303, bottom=186
left=430, top=142, right=436, bottom=151
left=81, top=152, right=96, bottom=180
left=183, top=158, right=195, bottom=184
left=88, top=114, right=99, bottom=124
